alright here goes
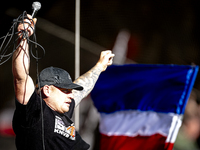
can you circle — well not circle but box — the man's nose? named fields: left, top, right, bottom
left=67, top=93, right=74, bottom=100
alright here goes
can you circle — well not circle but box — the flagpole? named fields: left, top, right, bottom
left=75, top=0, right=80, bottom=131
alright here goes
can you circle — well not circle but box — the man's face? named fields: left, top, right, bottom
left=47, top=86, right=74, bottom=114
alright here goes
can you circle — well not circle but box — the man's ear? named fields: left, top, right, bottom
left=42, top=85, right=50, bottom=97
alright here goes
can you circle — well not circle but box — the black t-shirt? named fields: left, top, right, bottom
left=12, top=90, right=90, bottom=150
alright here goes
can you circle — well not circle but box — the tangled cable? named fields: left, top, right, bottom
left=0, top=11, right=45, bottom=65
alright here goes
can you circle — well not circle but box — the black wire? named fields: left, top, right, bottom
left=0, top=14, right=21, bottom=62
left=0, top=23, right=16, bottom=64
left=32, top=26, right=46, bottom=150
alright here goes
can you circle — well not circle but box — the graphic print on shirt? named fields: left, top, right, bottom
left=54, top=116, right=75, bottom=140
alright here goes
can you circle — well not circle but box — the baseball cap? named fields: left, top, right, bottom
left=37, top=66, right=83, bottom=91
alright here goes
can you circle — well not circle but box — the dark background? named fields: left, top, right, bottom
left=0, top=0, right=200, bottom=109
left=0, top=0, right=200, bottom=149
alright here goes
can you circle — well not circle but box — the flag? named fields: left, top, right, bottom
left=90, top=64, right=199, bottom=150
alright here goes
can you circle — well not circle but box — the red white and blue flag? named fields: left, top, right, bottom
left=91, top=64, right=198, bottom=150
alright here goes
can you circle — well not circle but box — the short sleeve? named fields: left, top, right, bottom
left=14, top=90, right=42, bottom=127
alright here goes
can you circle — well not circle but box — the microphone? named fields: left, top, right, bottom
left=31, top=1, right=41, bottom=18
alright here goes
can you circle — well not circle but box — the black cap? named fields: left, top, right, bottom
left=38, top=66, right=83, bottom=91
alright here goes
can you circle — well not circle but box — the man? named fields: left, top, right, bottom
left=12, top=15, right=114, bottom=150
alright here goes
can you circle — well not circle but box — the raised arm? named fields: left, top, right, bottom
left=73, top=50, right=115, bottom=106
left=12, top=15, right=37, bottom=105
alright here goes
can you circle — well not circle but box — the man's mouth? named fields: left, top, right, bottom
left=65, top=102, right=71, bottom=105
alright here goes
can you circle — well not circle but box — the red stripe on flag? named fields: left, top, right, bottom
left=100, top=133, right=174, bottom=150
left=165, top=143, right=174, bottom=150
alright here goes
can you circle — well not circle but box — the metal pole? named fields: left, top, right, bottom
left=75, top=0, right=80, bottom=131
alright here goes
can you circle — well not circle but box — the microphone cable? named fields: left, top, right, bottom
left=30, top=16, right=46, bottom=150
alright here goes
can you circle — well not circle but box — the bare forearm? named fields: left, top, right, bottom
left=73, top=50, right=114, bottom=106
left=73, top=64, right=103, bottom=106
left=12, top=39, right=30, bottom=81
left=12, top=39, right=35, bottom=104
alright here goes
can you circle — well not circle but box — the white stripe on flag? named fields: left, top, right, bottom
left=99, top=110, right=182, bottom=138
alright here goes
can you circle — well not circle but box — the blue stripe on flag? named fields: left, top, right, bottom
left=91, top=64, right=198, bottom=114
